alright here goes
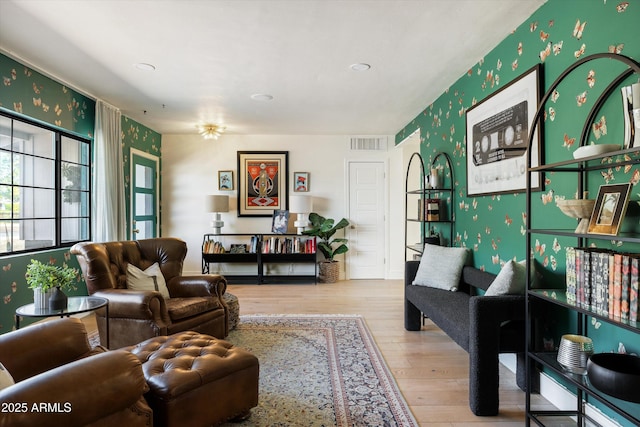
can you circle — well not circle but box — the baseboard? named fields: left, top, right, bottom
left=499, top=354, right=620, bottom=427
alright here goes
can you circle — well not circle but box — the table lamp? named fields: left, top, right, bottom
left=289, top=195, right=313, bottom=235
left=205, top=195, right=229, bottom=234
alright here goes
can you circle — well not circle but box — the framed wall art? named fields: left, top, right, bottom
left=218, top=170, right=234, bottom=190
left=237, top=151, right=289, bottom=217
left=293, top=172, right=309, bottom=192
left=588, top=183, right=632, bottom=236
left=465, top=64, right=541, bottom=196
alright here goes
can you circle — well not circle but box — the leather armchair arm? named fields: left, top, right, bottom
left=0, top=350, right=148, bottom=427
left=167, top=274, right=227, bottom=298
left=92, top=289, right=170, bottom=324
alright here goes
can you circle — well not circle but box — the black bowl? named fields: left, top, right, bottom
left=587, top=353, right=640, bottom=403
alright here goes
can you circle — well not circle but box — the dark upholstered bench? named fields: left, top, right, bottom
left=126, top=331, right=259, bottom=427
left=405, top=261, right=526, bottom=416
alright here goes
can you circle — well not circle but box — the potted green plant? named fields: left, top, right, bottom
left=26, top=259, right=78, bottom=310
left=302, top=212, right=350, bottom=283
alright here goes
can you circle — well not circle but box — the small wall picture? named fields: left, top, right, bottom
left=294, top=172, right=309, bottom=192
left=218, top=170, right=234, bottom=190
left=588, top=183, right=632, bottom=236
left=271, top=209, right=289, bottom=234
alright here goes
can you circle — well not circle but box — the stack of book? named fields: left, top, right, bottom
left=566, top=247, right=639, bottom=323
left=262, top=237, right=316, bottom=254
left=418, top=198, right=440, bottom=221
left=202, top=240, right=225, bottom=254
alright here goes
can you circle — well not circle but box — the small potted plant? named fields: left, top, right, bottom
left=26, top=259, right=78, bottom=310
left=302, top=212, right=349, bottom=283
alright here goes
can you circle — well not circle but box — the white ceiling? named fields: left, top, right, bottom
left=0, top=0, right=546, bottom=136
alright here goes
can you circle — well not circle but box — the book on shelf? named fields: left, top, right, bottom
left=202, top=240, right=225, bottom=254
left=565, top=247, right=639, bottom=323
left=262, top=236, right=316, bottom=254
left=565, top=247, right=577, bottom=305
left=426, top=198, right=440, bottom=221
left=631, top=256, right=639, bottom=322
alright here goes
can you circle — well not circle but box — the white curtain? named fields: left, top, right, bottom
left=93, top=100, right=126, bottom=242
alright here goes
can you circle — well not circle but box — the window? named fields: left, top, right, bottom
left=0, top=112, right=91, bottom=254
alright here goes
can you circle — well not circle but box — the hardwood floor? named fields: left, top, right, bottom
left=227, top=278, right=554, bottom=426
left=84, top=278, right=555, bottom=426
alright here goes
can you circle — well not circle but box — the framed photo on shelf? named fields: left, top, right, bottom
left=588, top=183, right=632, bottom=236
left=218, top=170, right=234, bottom=190
left=293, top=172, right=309, bottom=192
left=237, top=151, right=289, bottom=217
left=465, top=64, right=542, bottom=196
left=271, top=209, right=289, bottom=234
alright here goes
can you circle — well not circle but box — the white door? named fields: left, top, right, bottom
left=348, top=161, right=386, bottom=279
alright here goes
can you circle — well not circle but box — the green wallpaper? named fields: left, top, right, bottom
left=0, top=54, right=94, bottom=137
left=121, top=116, right=162, bottom=240
left=0, top=53, right=161, bottom=334
left=398, top=0, right=640, bottom=274
left=397, top=1, right=639, bottom=422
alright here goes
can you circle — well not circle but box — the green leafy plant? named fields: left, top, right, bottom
left=302, top=212, right=349, bottom=262
left=26, top=259, right=78, bottom=292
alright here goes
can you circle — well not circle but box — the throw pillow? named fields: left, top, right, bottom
left=126, top=262, right=170, bottom=299
left=485, top=259, right=526, bottom=296
left=413, top=244, right=470, bottom=291
left=0, top=362, right=14, bottom=391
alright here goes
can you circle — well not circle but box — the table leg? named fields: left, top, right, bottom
left=105, top=303, right=110, bottom=349
left=15, top=314, right=20, bottom=329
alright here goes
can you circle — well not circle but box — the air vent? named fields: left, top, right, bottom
left=348, top=136, right=388, bottom=151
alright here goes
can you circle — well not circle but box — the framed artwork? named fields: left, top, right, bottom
left=218, top=170, right=234, bottom=190
left=237, top=151, right=289, bottom=217
left=588, top=183, right=632, bottom=236
left=271, top=209, right=290, bottom=234
left=293, top=172, right=309, bottom=192
left=465, top=64, right=542, bottom=196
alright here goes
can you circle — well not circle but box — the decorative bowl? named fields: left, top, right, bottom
left=556, top=199, right=596, bottom=234
left=573, top=144, right=620, bottom=159
left=587, top=353, right=640, bottom=403
left=557, top=334, right=594, bottom=375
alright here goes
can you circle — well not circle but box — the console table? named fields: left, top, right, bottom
left=202, top=233, right=317, bottom=284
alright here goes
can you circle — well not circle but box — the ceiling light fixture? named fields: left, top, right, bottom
left=350, top=63, right=371, bottom=71
left=250, top=93, right=274, bottom=101
left=198, top=124, right=226, bottom=140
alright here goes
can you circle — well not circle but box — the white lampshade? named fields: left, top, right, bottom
left=289, top=195, right=313, bottom=213
left=289, top=195, right=313, bottom=234
left=205, top=195, right=229, bottom=213
left=205, top=195, right=229, bottom=234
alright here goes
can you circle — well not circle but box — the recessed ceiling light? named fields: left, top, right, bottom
left=350, top=63, right=371, bottom=71
left=134, top=63, right=156, bottom=72
left=251, top=93, right=274, bottom=101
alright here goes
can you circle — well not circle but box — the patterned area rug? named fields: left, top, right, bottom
left=220, top=314, right=417, bottom=427
left=89, top=315, right=417, bottom=426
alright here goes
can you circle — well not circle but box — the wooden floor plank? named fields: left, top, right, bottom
left=81, top=278, right=554, bottom=425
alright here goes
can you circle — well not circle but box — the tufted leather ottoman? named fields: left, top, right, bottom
left=126, top=331, right=259, bottom=427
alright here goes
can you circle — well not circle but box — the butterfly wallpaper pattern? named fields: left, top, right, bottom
left=396, top=0, right=640, bottom=371
left=0, top=54, right=161, bottom=334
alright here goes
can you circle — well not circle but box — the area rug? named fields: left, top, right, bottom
left=89, top=314, right=417, bottom=426
left=221, top=314, right=418, bottom=427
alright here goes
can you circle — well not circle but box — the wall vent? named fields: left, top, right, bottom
left=349, top=136, right=388, bottom=151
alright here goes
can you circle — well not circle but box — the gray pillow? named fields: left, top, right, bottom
left=413, top=244, right=470, bottom=291
left=485, top=259, right=526, bottom=296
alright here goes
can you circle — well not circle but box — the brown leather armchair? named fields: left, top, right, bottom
left=0, top=318, right=152, bottom=427
left=71, top=237, right=228, bottom=349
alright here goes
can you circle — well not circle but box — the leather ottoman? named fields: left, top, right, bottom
left=126, top=332, right=259, bottom=427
